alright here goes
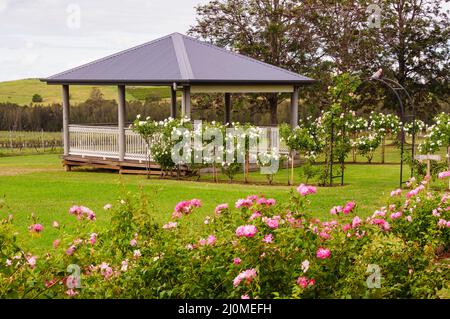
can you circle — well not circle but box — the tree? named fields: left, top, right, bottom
left=32, top=94, right=43, bottom=103
left=88, top=87, right=104, bottom=102
left=189, top=0, right=321, bottom=124
left=377, top=0, right=450, bottom=119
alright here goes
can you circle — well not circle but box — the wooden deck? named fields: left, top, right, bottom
left=62, top=155, right=191, bottom=176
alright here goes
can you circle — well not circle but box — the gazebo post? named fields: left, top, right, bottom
left=118, top=85, right=126, bottom=162
left=170, top=86, right=177, bottom=118
left=290, top=86, right=299, bottom=128
left=181, top=86, right=191, bottom=119
left=224, top=93, right=231, bottom=125
left=62, top=85, right=70, bottom=170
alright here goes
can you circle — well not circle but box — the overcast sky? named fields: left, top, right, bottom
left=0, top=0, right=209, bottom=81
left=1, top=1, right=449, bottom=82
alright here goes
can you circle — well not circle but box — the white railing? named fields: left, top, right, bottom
left=68, top=125, right=289, bottom=161
left=125, top=129, right=150, bottom=162
left=69, top=125, right=120, bottom=159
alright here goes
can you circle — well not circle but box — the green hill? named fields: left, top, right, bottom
left=0, top=79, right=171, bottom=105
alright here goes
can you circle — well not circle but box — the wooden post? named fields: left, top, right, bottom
left=415, top=154, right=441, bottom=184
left=118, top=85, right=126, bottom=162
left=224, top=93, right=231, bottom=125
left=290, top=87, right=299, bottom=129
left=170, top=86, right=177, bottom=118
left=62, top=85, right=70, bottom=159
left=181, top=86, right=191, bottom=119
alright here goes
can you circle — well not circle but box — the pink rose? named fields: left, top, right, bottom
left=316, top=247, right=331, bottom=259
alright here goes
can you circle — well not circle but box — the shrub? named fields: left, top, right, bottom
left=31, top=94, right=43, bottom=103
left=0, top=181, right=449, bottom=299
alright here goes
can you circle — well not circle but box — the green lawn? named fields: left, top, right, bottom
left=0, top=79, right=171, bottom=105
left=0, top=153, right=423, bottom=254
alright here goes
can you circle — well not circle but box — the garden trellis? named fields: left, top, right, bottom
left=356, top=75, right=417, bottom=188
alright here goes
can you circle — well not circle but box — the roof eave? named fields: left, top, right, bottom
left=42, top=78, right=317, bottom=86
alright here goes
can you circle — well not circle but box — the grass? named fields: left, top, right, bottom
left=0, top=153, right=429, bottom=254
left=0, top=79, right=171, bottom=105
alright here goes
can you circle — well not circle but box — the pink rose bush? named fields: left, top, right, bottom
left=69, top=205, right=96, bottom=221
left=0, top=183, right=448, bottom=299
left=296, top=184, right=317, bottom=196
left=172, top=199, right=202, bottom=219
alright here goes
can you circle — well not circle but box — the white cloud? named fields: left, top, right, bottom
left=0, top=0, right=209, bottom=81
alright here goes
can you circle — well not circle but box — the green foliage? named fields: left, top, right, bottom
left=0, top=181, right=448, bottom=298
left=298, top=161, right=321, bottom=184
left=354, top=134, right=382, bottom=163
left=31, top=94, right=43, bottom=103
left=420, top=113, right=450, bottom=155
left=221, top=162, right=242, bottom=182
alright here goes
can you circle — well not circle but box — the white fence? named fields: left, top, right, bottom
left=68, top=124, right=288, bottom=162
left=69, top=125, right=151, bottom=161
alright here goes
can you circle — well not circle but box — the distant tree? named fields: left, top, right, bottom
left=32, top=94, right=43, bottom=103
left=189, top=0, right=321, bottom=124
left=88, top=87, right=104, bottom=102
left=377, top=0, right=450, bottom=119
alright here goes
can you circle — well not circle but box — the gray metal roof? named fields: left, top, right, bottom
left=43, top=33, right=314, bottom=85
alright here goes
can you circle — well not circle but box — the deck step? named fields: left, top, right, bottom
left=62, top=155, right=191, bottom=174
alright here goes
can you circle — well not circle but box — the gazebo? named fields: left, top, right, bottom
left=42, top=33, right=314, bottom=173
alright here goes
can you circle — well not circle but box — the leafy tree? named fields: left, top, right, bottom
left=189, top=0, right=321, bottom=124
left=88, top=87, right=104, bottom=102
left=32, top=94, right=43, bottom=103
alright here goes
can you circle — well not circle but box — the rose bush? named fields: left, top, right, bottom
left=0, top=181, right=449, bottom=299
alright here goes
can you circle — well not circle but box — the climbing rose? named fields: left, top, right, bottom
left=390, top=212, right=402, bottom=220
left=249, top=211, right=262, bottom=221
left=330, top=206, right=342, bottom=215
left=371, top=218, right=391, bottom=231
left=265, top=218, right=279, bottom=229
left=103, top=204, right=112, bottom=210
left=233, top=268, right=257, bottom=287
left=406, top=185, right=425, bottom=199
left=297, top=184, right=317, bottom=196
left=172, top=199, right=202, bottom=218
left=235, top=198, right=253, bottom=209
left=69, top=205, right=96, bottom=221
left=438, top=171, right=450, bottom=179
left=262, top=234, right=274, bottom=243
left=215, top=203, right=228, bottom=215
left=52, top=221, right=59, bottom=228
left=89, top=233, right=97, bottom=245
left=342, top=201, right=356, bottom=214
left=233, top=257, right=241, bottom=265
left=28, top=223, right=43, bottom=233
left=235, top=225, right=258, bottom=238
left=241, top=295, right=250, bottom=299
left=66, top=289, right=79, bottom=297
left=390, top=189, right=402, bottom=197
left=352, top=216, right=362, bottom=228
left=66, top=245, right=76, bottom=256
left=316, top=247, right=331, bottom=259
left=26, top=255, right=37, bottom=269
left=53, top=239, right=60, bottom=249
left=162, top=222, right=178, bottom=229
left=207, top=235, right=217, bottom=246
left=99, top=262, right=113, bottom=280
left=296, top=276, right=308, bottom=288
